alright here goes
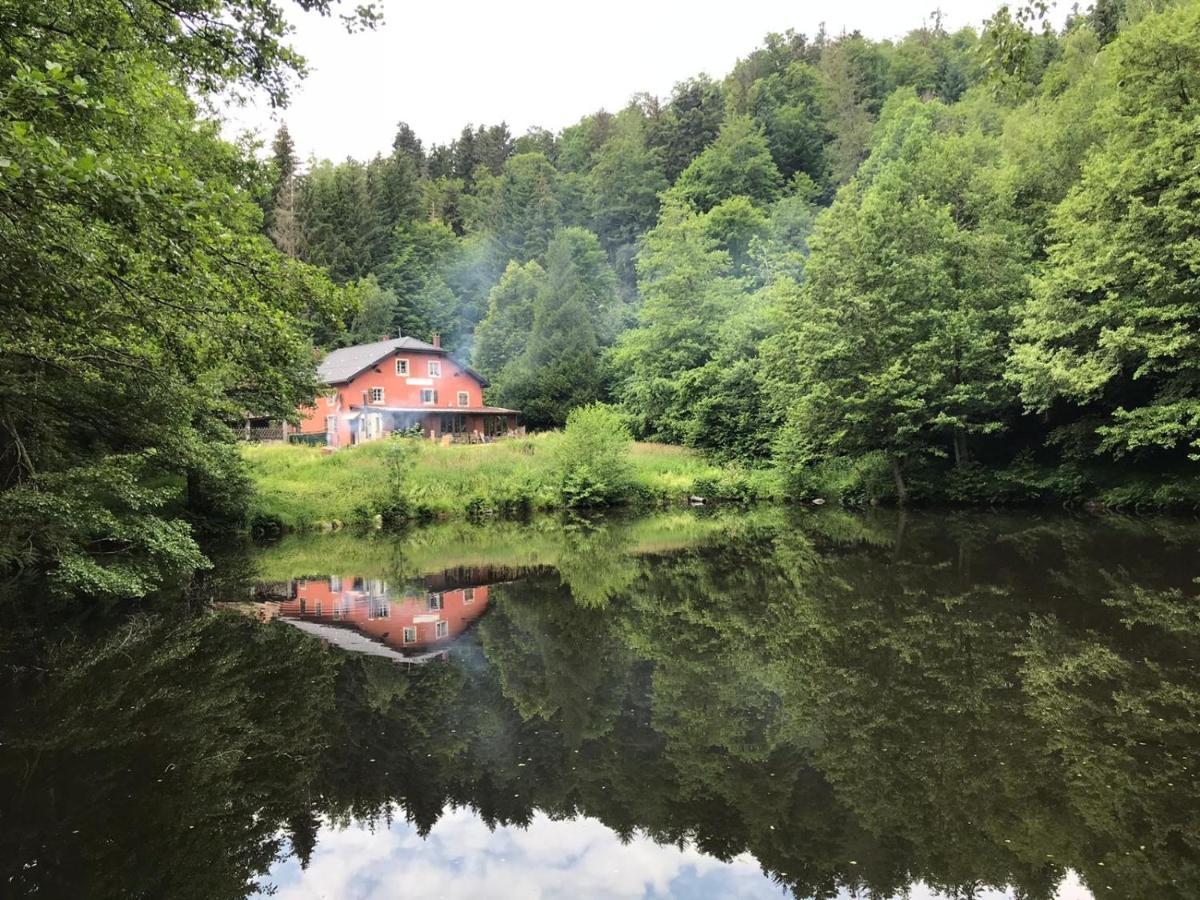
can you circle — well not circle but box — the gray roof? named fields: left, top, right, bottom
left=317, top=337, right=490, bottom=386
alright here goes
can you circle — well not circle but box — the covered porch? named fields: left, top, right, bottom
left=347, top=405, right=522, bottom=445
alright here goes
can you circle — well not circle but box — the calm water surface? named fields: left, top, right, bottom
left=2, top=508, right=1198, bottom=899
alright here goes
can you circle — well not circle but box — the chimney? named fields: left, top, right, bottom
left=432, top=332, right=441, bottom=349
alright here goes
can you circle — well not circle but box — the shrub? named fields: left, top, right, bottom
left=554, top=404, right=635, bottom=508
left=782, top=452, right=894, bottom=505
left=378, top=434, right=418, bottom=527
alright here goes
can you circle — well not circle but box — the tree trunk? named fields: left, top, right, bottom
left=953, top=429, right=969, bottom=467
left=889, top=454, right=909, bottom=506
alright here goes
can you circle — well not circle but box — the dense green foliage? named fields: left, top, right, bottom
left=0, top=0, right=368, bottom=598
left=278, top=1, right=1200, bottom=507
left=5, top=510, right=1199, bottom=897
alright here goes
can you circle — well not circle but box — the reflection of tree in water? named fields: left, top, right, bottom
left=1, top=511, right=1198, bottom=899
left=0, top=611, right=340, bottom=899
left=471, top=512, right=1200, bottom=900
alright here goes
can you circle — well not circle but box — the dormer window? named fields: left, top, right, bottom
left=395, top=358, right=409, bottom=376
left=428, top=360, right=441, bottom=378
left=457, top=391, right=469, bottom=407
left=369, top=387, right=384, bottom=404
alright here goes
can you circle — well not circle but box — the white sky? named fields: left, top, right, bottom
left=226, top=0, right=1021, bottom=163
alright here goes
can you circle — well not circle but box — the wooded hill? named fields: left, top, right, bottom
left=266, top=0, right=1200, bottom=507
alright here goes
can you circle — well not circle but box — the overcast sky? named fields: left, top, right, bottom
left=226, top=0, right=1018, bottom=163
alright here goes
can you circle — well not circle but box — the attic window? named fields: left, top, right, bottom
left=395, top=358, right=409, bottom=376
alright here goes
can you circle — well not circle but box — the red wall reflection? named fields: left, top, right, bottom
left=278, top=576, right=491, bottom=654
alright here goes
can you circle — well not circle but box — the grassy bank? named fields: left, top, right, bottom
left=243, top=433, right=780, bottom=531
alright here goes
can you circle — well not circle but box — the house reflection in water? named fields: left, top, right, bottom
left=270, top=570, right=496, bottom=664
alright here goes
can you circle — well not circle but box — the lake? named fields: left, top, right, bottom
left=2, top=507, right=1198, bottom=899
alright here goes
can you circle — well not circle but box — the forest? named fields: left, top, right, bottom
left=266, top=0, right=1200, bottom=507
left=1, top=0, right=1199, bottom=599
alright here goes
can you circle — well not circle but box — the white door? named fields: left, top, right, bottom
left=365, top=413, right=383, bottom=442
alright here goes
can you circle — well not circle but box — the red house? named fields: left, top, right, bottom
left=298, top=335, right=520, bottom=447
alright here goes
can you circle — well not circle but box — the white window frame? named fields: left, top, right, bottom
left=325, top=415, right=337, bottom=434
left=395, top=358, right=409, bottom=376
left=369, top=386, right=385, bottom=404
left=427, top=360, right=441, bottom=378
left=402, top=626, right=417, bottom=644
left=457, top=391, right=469, bottom=407
left=463, top=587, right=475, bottom=604
left=420, top=388, right=437, bottom=405
left=427, top=592, right=443, bottom=611
left=435, top=620, right=449, bottom=639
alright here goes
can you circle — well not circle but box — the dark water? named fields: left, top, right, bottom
left=2, top=508, right=1199, bottom=899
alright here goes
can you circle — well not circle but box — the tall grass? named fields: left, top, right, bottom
left=242, top=434, right=774, bottom=530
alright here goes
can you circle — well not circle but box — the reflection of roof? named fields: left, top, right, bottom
left=281, top=618, right=447, bottom=665
left=316, top=337, right=489, bottom=387
left=349, top=405, right=519, bottom=415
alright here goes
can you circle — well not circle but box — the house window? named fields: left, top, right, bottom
left=435, top=620, right=449, bottom=639
left=325, top=415, right=337, bottom=434
left=420, top=388, right=437, bottom=405
left=395, top=358, right=409, bottom=376
left=463, top=587, right=475, bottom=604
left=457, top=391, right=469, bottom=407
left=428, top=360, right=441, bottom=377
left=329, top=576, right=342, bottom=592
left=402, top=626, right=416, bottom=644
left=369, top=600, right=390, bottom=620
left=369, top=387, right=384, bottom=404
left=427, top=593, right=443, bottom=611
left=314, top=601, right=322, bottom=616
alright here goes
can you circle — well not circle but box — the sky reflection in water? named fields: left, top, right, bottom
left=261, top=810, right=1095, bottom=900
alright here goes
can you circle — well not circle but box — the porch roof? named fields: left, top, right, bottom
left=349, top=404, right=520, bottom=415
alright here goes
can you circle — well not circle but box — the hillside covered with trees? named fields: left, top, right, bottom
left=269, top=0, right=1200, bottom=508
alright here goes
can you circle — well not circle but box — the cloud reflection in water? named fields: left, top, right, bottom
left=261, top=808, right=1094, bottom=900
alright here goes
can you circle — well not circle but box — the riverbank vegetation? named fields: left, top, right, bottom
left=244, top=411, right=779, bottom=531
